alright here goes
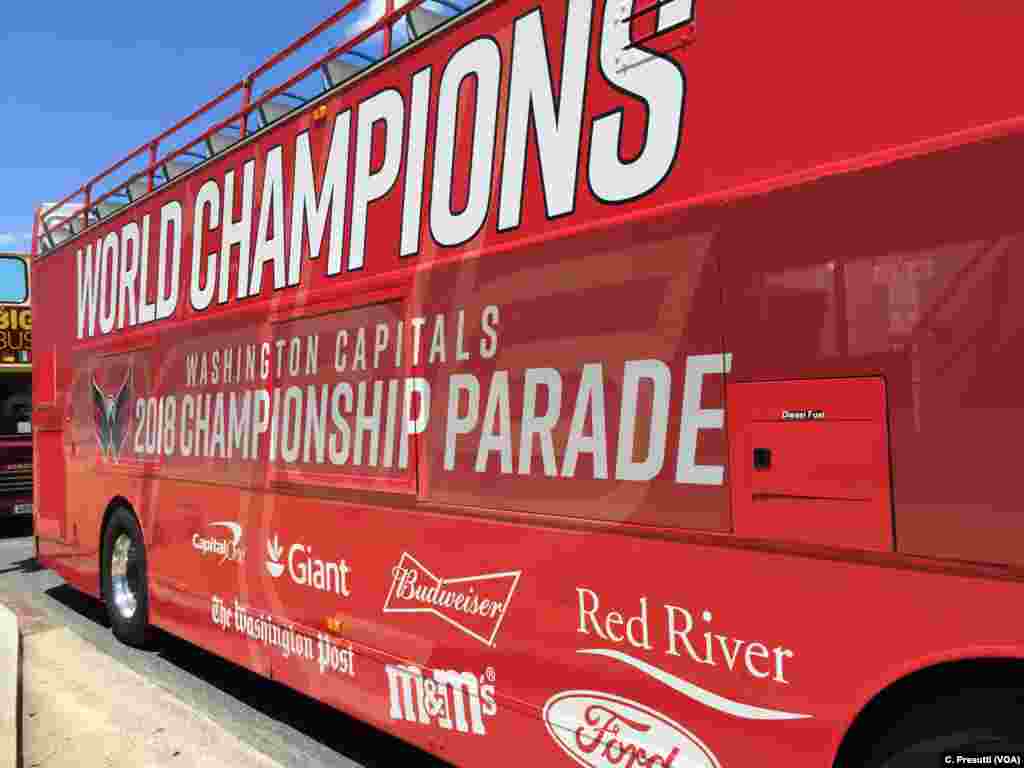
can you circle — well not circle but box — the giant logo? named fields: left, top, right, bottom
left=91, top=371, right=133, bottom=461
left=265, top=534, right=352, bottom=596
left=543, top=691, right=720, bottom=768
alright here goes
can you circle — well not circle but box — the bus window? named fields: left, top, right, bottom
left=0, top=373, right=32, bottom=435
left=0, top=257, right=27, bottom=303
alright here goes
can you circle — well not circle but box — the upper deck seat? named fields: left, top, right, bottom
left=257, top=93, right=307, bottom=128
left=205, top=130, right=241, bottom=156
left=124, top=176, right=150, bottom=202
left=322, top=56, right=372, bottom=89
left=160, top=159, right=196, bottom=181
left=94, top=199, right=127, bottom=220
left=46, top=224, right=75, bottom=248
left=405, top=3, right=450, bottom=37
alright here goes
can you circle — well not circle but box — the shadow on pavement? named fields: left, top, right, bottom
left=44, top=583, right=110, bottom=628
left=0, top=517, right=32, bottom=540
left=0, top=556, right=45, bottom=577
left=43, top=583, right=450, bottom=768
left=153, top=634, right=451, bottom=768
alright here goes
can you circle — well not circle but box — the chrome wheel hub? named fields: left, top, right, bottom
left=110, top=533, right=139, bottom=620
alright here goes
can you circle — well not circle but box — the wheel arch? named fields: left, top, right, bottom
left=832, top=653, right=1024, bottom=766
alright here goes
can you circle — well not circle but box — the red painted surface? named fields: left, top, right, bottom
left=727, top=378, right=893, bottom=551
left=29, top=0, right=1024, bottom=765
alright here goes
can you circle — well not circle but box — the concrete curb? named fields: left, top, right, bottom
left=0, top=603, right=17, bottom=768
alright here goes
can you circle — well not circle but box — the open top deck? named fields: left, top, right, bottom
left=33, top=0, right=486, bottom=254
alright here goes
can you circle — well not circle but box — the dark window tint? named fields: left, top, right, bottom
left=0, top=374, right=31, bottom=436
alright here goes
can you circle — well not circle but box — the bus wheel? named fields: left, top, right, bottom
left=858, top=689, right=1024, bottom=766
left=100, top=506, right=151, bottom=647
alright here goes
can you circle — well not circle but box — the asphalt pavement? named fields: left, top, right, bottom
left=0, top=518, right=450, bottom=768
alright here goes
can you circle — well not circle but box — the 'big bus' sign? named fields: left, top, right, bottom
left=0, top=308, right=31, bottom=364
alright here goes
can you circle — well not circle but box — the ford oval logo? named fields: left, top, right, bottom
left=543, top=690, right=721, bottom=768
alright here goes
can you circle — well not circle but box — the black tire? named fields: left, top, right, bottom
left=3, top=393, right=31, bottom=424
left=859, top=688, right=1024, bottom=767
left=100, top=506, right=151, bottom=647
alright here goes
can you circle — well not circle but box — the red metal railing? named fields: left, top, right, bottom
left=37, top=0, right=454, bottom=252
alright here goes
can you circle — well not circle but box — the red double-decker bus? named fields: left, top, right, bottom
left=30, top=0, right=1024, bottom=764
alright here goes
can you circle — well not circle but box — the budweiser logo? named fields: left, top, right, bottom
left=383, top=553, right=521, bottom=647
left=386, top=664, right=497, bottom=735
left=543, top=691, right=720, bottom=768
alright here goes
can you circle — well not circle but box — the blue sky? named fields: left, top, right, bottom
left=0, top=1, right=404, bottom=253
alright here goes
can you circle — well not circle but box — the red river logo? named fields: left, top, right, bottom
left=383, top=552, right=521, bottom=647
left=543, top=691, right=721, bottom=768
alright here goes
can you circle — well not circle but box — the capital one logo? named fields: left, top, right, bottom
left=192, top=521, right=245, bottom=564
left=265, top=534, right=352, bottom=596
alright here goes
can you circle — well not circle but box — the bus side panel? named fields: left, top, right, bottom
left=126, top=489, right=1024, bottom=768
left=41, top=131, right=1024, bottom=768
left=39, top=0, right=1024, bottom=360
left=719, top=126, right=1024, bottom=568
left=144, top=477, right=271, bottom=680
left=31, top=257, right=59, bottom=546
left=411, top=206, right=731, bottom=531
left=124, top=132, right=1024, bottom=768
left=31, top=249, right=91, bottom=585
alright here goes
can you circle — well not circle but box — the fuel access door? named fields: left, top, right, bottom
left=727, top=377, right=893, bottom=552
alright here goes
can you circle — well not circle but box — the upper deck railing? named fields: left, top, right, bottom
left=34, top=0, right=483, bottom=256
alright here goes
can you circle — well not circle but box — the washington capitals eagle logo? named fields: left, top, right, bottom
left=91, top=371, right=133, bottom=461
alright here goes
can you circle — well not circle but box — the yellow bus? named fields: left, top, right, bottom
left=0, top=253, right=32, bottom=517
